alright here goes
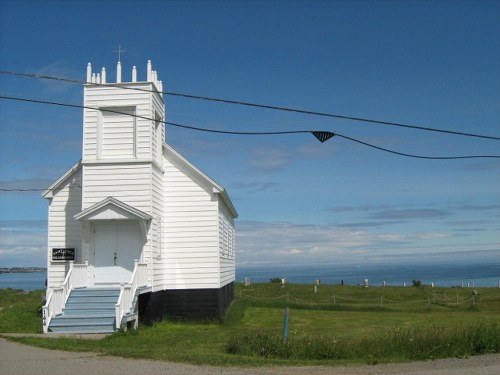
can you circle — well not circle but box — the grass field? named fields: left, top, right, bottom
left=1, top=283, right=499, bottom=366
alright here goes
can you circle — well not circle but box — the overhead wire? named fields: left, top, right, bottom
left=1, top=94, right=499, bottom=162
left=1, top=69, right=499, bottom=141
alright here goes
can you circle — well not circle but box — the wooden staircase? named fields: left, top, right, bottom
left=48, top=288, right=120, bottom=333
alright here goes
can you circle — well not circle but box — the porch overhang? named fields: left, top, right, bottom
left=74, top=197, right=152, bottom=239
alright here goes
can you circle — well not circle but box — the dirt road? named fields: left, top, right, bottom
left=1, top=337, right=499, bottom=375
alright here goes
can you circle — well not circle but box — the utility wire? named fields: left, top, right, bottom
left=0, top=188, right=58, bottom=192
left=1, top=94, right=499, bottom=161
left=1, top=69, right=499, bottom=141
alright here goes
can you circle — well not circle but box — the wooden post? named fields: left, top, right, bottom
left=333, top=294, right=336, bottom=305
left=380, top=296, right=383, bottom=307
left=428, top=297, right=431, bottom=310
left=283, top=307, right=290, bottom=342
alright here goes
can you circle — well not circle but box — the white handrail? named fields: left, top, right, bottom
left=42, top=261, right=90, bottom=333
left=115, top=260, right=148, bottom=330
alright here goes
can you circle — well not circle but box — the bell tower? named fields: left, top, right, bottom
left=81, top=60, right=165, bottom=212
left=82, top=60, right=165, bottom=166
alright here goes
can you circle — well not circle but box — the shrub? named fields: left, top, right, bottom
left=412, top=279, right=422, bottom=288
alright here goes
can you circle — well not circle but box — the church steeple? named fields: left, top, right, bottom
left=82, top=60, right=165, bottom=165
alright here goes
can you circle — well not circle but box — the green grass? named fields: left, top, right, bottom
left=1, top=284, right=499, bottom=366
left=0, top=288, right=45, bottom=333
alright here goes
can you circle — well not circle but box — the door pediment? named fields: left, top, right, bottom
left=79, top=205, right=139, bottom=221
left=75, top=197, right=151, bottom=239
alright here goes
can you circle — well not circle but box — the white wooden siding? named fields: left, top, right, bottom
left=151, top=166, right=164, bottom=290
left=100, top=108, right=136, bottom=158
left=82, top=164, right=152, bottom=211
left=83, top=83, right=164, bottom=162
left=46, top=168, right=83, bottom=289
left=161, top=153, right=220, bottom=290
left=219, top=203, right=235, bottom=287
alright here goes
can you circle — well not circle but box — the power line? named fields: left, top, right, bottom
left=1, top=69, right=499, bottom=141
left=0, top=188, right=55, bottom=192
left=0, top=184, right=82, bottom=192
left=1, top=94, right=499, bottom=161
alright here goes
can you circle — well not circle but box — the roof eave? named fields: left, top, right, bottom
left=42, top=161, right=82, bottom=199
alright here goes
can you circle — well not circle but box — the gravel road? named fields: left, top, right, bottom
left=1, top=337, right=499, bottom=375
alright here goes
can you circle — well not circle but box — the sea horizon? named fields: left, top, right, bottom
left=236, top=260, right=500, bottom=288
left=1, top=260, right=499, bottom=291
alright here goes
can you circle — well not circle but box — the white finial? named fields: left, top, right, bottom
left=101, top=67, right=106, bottom=84
left=147, top=60, right=152, bottom=81
left=132, top=66, right=137, bottom=82
left=158, top=80, right=163, bottom=93
left=97, top=73, right=101, bottom=84
left=152, top=70, right=157, bottom=83
left=86, top=63, right=92, bottom=83
left=91, top=73, right=96, bottom=83
left=117, top=61, right=122, bottom=83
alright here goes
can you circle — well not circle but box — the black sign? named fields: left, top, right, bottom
left=52, top=248, right=75, bottom=261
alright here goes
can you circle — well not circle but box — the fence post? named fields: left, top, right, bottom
left=333, top=294, right=336, bottom=306
left=283, top=307, right=290, bottom=343
left=380, top=296, right=383, bottom=307
left=427, top=297, right=431, bottom=310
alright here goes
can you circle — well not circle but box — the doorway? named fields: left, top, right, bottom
left=93, top=220, right=142, bottom=285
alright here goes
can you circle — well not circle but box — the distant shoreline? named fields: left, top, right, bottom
left=0, top=267, right=46, bottom=274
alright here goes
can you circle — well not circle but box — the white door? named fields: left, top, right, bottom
left=94, top=221, right=142, bottom=285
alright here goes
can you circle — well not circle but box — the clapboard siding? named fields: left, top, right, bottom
left=218, top=202, right=235, bottom=287
left=162, top=150, right=220, bottom=290
left=151, top=166, right=164, bottom=290
left=84, top=82, right=164, bottom=162
left=220, top=257, right=235, bottom=287
left=82, top=164, right=152, bottom=211
left=46, top=168, right=82, bottom=289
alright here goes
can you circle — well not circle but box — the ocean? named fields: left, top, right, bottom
left=1, top=262, right=499, bottom=291
left=0, top=272, right=46, bottom=291
left=236, top=262, right=500, bottom=288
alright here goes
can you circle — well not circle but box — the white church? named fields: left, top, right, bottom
left=41, top=60, right=238, bottom=333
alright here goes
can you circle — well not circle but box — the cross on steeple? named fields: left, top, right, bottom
left=113, top=44, right=126, bottom=63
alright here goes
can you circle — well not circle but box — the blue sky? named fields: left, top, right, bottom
left=0, top=0, right=499, bottom=268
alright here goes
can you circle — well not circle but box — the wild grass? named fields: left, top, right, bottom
left=1, top=284, right=500, bottom=366
left=0, top=288, right=44, bottom=333
left=225, top=323, right=500, bottom=363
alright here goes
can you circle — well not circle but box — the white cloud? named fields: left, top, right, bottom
left=0, top=229, right=47, bottom=267
left=235, top=220, right=465, bottom=266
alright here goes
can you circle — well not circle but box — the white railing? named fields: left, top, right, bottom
left=115, top=260, right=148, bottom=330
left=42, top=261, right=90, bottom=333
